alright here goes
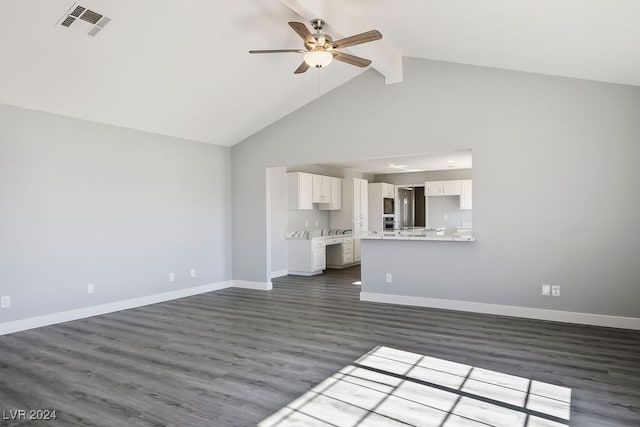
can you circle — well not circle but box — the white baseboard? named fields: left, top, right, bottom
left=270, top=269, right=288, bottom=279
left=0, top=279, right=275, bottom=337
left=360, top=292, right=640, bottom=330
left=233, top=280, right=273, bottom=290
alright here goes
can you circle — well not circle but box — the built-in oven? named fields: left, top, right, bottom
left=383, top=216, right=394, bottom=230
left=383, top=198, right=394, bottom=215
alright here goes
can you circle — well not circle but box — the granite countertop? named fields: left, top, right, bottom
left=286, top=230, right=354, bottom=240
left=361, top=229, right=475, bottom=242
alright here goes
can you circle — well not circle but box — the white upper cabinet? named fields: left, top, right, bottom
left=442, top=180, right=461, bottom=196
left=460, top=179, right=472, bottom=210
left=319, top=177, right=342, bottom=211
left=382, top=183, right=395, bottom=199
left=312, top=174, right=331, bottom=204
left=287, top=172, right=313, bottom=210
left=425, top=180, right=462, bottom=196
left=425, top=181, right=444, bottom=196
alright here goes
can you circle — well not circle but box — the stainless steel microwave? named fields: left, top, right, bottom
left=383, top=197, right=394, bottom=214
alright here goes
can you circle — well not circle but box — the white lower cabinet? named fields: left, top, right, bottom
left=287, top=238, right=325, bottom=276
left=354, top=238, right=361, bottom=262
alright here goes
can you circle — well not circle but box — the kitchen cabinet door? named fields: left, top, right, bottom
left=442, top=180, right=461, bottom=196
left=287, top=172, right=313, bottom=209
left=353, top=179, right=362, bottom=219
left=425, top=181, right=443, bottom=196
left=321, top=176, right=331, bottom=203
left=383, top=183, right=395, bottom=198
left=354, top=238, right=361, bottom=261
left=319, top=177, right=342, bottom=210
left=312, top=248, right=326, bottom=271
left=360, top=179, right=369, bottom=220
left=312, top=174, right=323, bottom=203
left=460, top=179, right=472, bottom=210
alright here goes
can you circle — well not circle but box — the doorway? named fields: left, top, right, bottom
left=397, top=185, right=425, bottom=228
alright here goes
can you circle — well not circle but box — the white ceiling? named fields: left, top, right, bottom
left=1, top=1, right=638, bottom=147
left=322, top=150, right=472, bottom=175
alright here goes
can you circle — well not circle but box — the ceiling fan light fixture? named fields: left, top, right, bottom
left=304, top=50, right=333, bottom=68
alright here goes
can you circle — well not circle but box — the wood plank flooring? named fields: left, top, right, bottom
left=1, top=266, right=639, bottom=426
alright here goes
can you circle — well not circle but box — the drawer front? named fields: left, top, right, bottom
left=324, top=237, right=342, bottom=245
left=342, top=237, right=353, bottom=245
left=311, top=238, right=325, bottom=250
left=343, top=244, right=353, bottom=254
left=343, top=253, right=354, bottom=264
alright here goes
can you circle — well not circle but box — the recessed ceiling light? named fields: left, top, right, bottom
left=447, top=159, right=454, bottom=163
left=389, top=164, right=396, bottom=167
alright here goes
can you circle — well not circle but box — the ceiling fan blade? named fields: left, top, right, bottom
left=249, top=49, right=305, bottom=54
left=294, top=61, right=310, bottom=74
left=332, top=30, right=382, bottom=49
left=289, top=22, right=315, bottom=45
left=332, top=51, right=372, bottom=68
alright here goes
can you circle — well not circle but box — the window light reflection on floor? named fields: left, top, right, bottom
left=258, top=346, right=571, bottom=427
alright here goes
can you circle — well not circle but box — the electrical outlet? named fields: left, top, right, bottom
left=385, top=273, right=392, bottom=283
left=1, top=296, right=10, bottom=308
left=305, top=221, right=309, bottom=227
left=551, top=285, right=561, bottom=297
left=87, top=283, right=95, bottom=294
left=444, top=213, right=448, bottom=220
left=315, top=220, right=319, bottom=227
left=542, top=284, right=551, bottom=296
left=190, top=268, right=196, bottom=278
left=169, top=272, right=175, bottom=282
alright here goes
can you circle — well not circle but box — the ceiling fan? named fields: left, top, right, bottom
left=249, top=19, right=382, bottom=74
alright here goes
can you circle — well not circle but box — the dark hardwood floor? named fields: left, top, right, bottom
left=1, top=266, right=639, bottom=426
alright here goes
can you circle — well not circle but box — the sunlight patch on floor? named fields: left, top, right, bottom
left=258, top=346, right=571, bottom=427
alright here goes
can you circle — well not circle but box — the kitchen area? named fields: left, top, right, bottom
left=269, top=150, right=474, bottom=278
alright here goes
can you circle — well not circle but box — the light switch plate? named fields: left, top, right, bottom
left=542, top=284, right=551, bottom=296
left=1, top=296, right=10, bottom=308
left=551, top=285, right=561, bottom=297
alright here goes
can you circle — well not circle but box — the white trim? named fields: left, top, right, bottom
left=233, top=280, right=273, bottom=291
left=360, top=292, right=640, bottom=330
left=0, top=279, right=277, bottom=337
left=0, top=281, right=234, bottom=337
left=270, top=269, right=288, bottom=279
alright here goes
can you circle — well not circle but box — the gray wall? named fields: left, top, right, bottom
left=0, top=104, right=232, bottom=323
left=231, top=57, right=640, bottom=317
left=268, top=167, right=288, bottom=275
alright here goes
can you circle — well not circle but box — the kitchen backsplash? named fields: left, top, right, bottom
left=428, top=196, right=473, bottom=230
left=287, top=208, right=330, bottom=231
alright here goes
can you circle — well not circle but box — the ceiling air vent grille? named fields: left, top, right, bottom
left=69, top=6, right=85, bottom=17
left=61, top=16, right=75, bottom=27
left=79, top=9, right=102, bottom=25
left=57, top=3, right=110, bottom=37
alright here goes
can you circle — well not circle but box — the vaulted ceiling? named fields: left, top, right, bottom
left=1, top=1, right=638, bottom=146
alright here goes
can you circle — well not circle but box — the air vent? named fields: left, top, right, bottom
left=79, top=10, right=102, bottom=25
left=61, top=16, right=75, bottom=27
left=57, top=2, right=110, bottom=37
left=70, top=6, right=85, bottom=17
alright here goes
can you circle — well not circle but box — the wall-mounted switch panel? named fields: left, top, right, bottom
left=87, top=283, right=95, bottom=294
left=169, top=273, right=175, bottom=282
left=551, top=285, right=561, bottom=297
left=542, top=284, right=551, bottom=296
left=190, top=269, right=196, bottom=278
left=1, top=296, right=10, bottom=308
left=385, top=273, right=392, bottom=283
